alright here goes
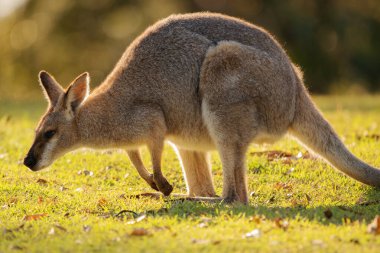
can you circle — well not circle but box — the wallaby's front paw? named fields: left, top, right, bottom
left=158, top=181, right=173, bottom=196
left=154, top=176, right=173, bottom=196
left=147, top=174, right=159, bottom=191
left=149, top=181, right=159, bottom=191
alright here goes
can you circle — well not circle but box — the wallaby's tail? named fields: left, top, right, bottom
left=289, top=83, right=380, bottom=187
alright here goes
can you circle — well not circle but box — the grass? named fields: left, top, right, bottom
left=1, top=95, right=380, bottom=252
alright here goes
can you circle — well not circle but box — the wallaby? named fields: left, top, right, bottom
left=24, top=12, right=380, bottom=204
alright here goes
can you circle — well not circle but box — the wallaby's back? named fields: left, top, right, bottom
left=99, top=13, right=295, bottom=138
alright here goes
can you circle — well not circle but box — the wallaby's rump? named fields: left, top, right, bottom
left=24, top=12, right=380, bottom=204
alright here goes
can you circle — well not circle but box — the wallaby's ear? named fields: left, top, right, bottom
left=64, top=72, right=90, bottom=114
left=39, top=71, right=64, bottom=106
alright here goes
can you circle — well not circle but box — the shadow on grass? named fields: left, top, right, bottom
left=133, top=187, right=380, bottom=226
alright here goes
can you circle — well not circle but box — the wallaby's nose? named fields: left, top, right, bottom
left=23, top=155, right=37, bottom=170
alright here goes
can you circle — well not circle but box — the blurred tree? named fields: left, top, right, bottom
left=0, top=0, right=380, bottom=98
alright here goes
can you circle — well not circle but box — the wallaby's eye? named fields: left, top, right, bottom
left=44, top=130, right=56, bottom=139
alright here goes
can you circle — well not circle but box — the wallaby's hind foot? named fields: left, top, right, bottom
left=153, top=175, right=173, bottom=196
left=222, top=190, right=239, bottom=204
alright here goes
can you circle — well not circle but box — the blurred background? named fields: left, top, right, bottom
left=1, top=0, right=380, bottom=99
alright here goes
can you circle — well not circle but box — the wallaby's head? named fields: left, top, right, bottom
left=24, top=71, right=90, bottom=171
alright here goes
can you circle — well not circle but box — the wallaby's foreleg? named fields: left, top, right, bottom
left=148, top=141, right=173, bottom=196
left=176, top=149, right=216, bottom=197
left=127, top=150, right=159, bottom=191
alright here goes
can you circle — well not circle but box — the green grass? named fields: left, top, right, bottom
left=1, top=95, right=380, bottom=252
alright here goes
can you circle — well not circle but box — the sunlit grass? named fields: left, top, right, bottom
left=1, top=95, right=380, bottom=252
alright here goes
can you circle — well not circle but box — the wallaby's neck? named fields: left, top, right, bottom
left=75, top=72, right=124, bottom=147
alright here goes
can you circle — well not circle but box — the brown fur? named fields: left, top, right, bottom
left=24, top=12, right=380, bottom=203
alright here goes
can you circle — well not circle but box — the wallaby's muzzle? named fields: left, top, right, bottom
left=23, top=152, right=37, bottom=171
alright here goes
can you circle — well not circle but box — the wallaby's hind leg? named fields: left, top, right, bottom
left=176, top=149, right=216, bottom=197
left=148, top=141, right=173, bottom=196
left=217, top=142, right=249, bottom=203
left=127, top=150, right=158, bottom=191
left=202, top=102, right=256, bottom=204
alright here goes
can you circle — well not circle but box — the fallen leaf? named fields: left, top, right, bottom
left=249, top=215, right=263, bottom=224
left=83, top=170, right=94, bottom=176
left=251, top=150, right=292, bottom=161
left=274, top=218, right=289, bottom=231
left=198, top=217, right=213, bottom=228
left=312, top=239, right=325, bottom=247
left=250, top=150, right=315, bottom=163
left=343, top=216, right=351, bottom=225
left=349, top=238, right=360, bottom=244
left=23, top=213, right=48, bottom=221
left=54, top=224, right=67, bottom=232
left=305, top=194, right=312, bottom=204
left=112, top=237, right=121, bottom=242
left=357, top=133, right=380, bottom=141
left=284, top=167, right=295, bottom=175
left=48, top=227, right=55, bottom=235
left=83, top=225, right=92, bottom=233
left=9, top=197, right=18, bottom=204
left=97, top=198, right=108, bottom=208
left=266, top=195, right=275, bottom=204
left=337, top=206, right=364, bottom=215
left=98, top=213, right=112, bottom=219
left=281, top=158, right=293, bottom=165
left=301, top=151, right=313, bottom=159
left=324, top=209, right=333, bottom=219
left=2, top=115, right=12, bottom=122
left=356, top=199, right=380, bottom=206
left=3, top=224, right=25, bottom=234
left=130, top=228, right=150, bottom=236
left=36, top=178, right=48, bottom=185
left=244, top=229, right=261, bottom=238
left=59, top=186, right=69, bottom=191
left=367, top=215, right=380, bottom=235
left=10, top=245, right=23, bottom=250
left=152, top=226, right=170, bottom=232
left=75, top=187, right=84, bottom=192
left=37, top=196, right=44, bottom=204
left=122, top=192, right=162, bottom=199
left=127, top=214, right=147, bottom=224
left=191, top=239, right=210, bottom=244
left=274, top=182, right=293, bottom=191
